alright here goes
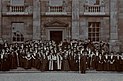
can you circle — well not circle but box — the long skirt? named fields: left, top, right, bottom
left=62, top=59, right=70, bottom=71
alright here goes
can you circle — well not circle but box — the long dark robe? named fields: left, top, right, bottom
left=23, top=55, right=32, bottom=69
left=103, top=55, right=110, bottom=71
left=42, top=54, right=48, bottom=71
left=91, top=55, right=97, bottom=70
left=10, top=52, right=18, bottom=69
left=68, top=54, right=75, bottom=71
left=80, top=54, right=86, bottom=73
left=36, top=55, right=43, bottom=71
left=2, top=54, right=10, bottom=71
left=115, top=55, right=122, bottom=72
left=96, top=55, right=104, bottom=71
left=31, top=54, right=38, bottom=68
left=62, top=55, right=70, bottom=71
left=86, top=55, right=91, bottom=69
left=19, top=51, right=26, bottom=68
left=109, top=55, right=116, bottom=71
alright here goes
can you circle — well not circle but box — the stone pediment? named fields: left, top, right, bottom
left=44, top=20, right=68, bottom=27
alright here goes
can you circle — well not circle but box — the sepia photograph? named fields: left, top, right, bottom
left=0, top=0, right=123, bottom=81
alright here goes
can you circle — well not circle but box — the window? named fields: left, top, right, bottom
left=49, top=0, right=63, bottom=6
left=48, top=0, right=66, bottom=12
left=87, top=0, right=100, bottom=5
left=9, top=0, right=25, bottom=12
left=11, top=0, right=24, bottom=5
left=88, top=22, right=100, bottom=41
left=12, top=23, right=24, bottom=43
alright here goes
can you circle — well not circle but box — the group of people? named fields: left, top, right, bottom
left=0, top=39, right=123, bottom=73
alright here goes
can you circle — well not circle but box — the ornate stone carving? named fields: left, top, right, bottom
left=44, top=20, right=68, bottom=27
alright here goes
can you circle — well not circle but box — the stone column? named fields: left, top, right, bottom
left=72, top=0, right=80, bottom=39
left=0, top=0, right=3, bottom=43
left=80, top=18, right=88, bottom=40
left=0, top=0, right=1, bottom=38
left=110, top=0, right=119, bottom=52
left=33, top=0, right=41, bottom=40
left=100, top=18, right=104, bottom=41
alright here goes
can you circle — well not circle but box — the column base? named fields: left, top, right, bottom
left=110, top=40, right=120, bottom=52
left=0, top=38, right=3, bottom=44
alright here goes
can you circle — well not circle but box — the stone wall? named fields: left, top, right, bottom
left=33, top=0, right=41, bottom=40
left=118, top=0, right=123, bottom=51
left=0, top=0, right=2, bottom=38
left=41, top=16, right=71, bottom=40
left=72, top=0, right=80, bottom=39
left=109, top=0, right=119, bottom=52
left=100, top=17, right=110, bottom=42
left=1, top=0, right=123, bottom=51
left=2, top=16, right=33, bottom=43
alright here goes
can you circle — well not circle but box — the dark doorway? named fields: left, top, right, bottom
left=50, top=31, right=62, bottom=44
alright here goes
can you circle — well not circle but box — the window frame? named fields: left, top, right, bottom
left=88, top=22, right=100, bottom=42
left=11, top=22, right=25, bottom=43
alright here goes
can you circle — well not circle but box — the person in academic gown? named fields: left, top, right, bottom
left=91, top=52, right=97, bottom=70
left=68, top=51, right=76, bottom=71
left=62, top=50, right=70, bottom=71
left=86, top=54, right=91, bottom=70
left=31, top=49, right=38, bottom=68
left=48, top=52, right=55, bottom=71
left=109, top=53, right=116, bottom=71
left=42, top=53, right=48, bottom=71
left=96, top=54, right=104, bottom=71
left=23, top=51, right=32, bottom=69
left=80, top=51, right=87, bottom=74
left=19, top=49, right=26, bottom=68
left=56, top=52, right=63, bottom=71
left=103, top=53, right=110, bottom=71
left=0, top=49, right=5, bottom=71
left=115, top=53, right=122, bottom=72
left=119, top=54, right=123, bottom=71
left=2, top=52, right=10, bottom=71
left=36, top=51, right=43, bottom=71
left=10, top=51, right=18, bottom=69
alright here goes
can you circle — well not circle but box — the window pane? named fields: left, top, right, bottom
left=96, top=28, right=99, bottom=32
left=88, top=28, right=92, bottom=32
left=49, top=0, right=63, bottom=6
left=88, top=22, right=100, bottom=41
left=11, top=0, right=24, bottom=5
left=12, top=22, right=24, bottom=42
left=88, top=0, right=100, bottom=5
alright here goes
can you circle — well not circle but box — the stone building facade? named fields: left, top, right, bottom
left=0, top=0, right=123, bottom=51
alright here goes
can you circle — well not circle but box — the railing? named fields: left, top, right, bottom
left=49, top=6, right=64, bottom=12
left=5, top=4, right=32, bottom=15
left=46, top=6, right=67, bottom=15
left=10, top=6, right=25, bottom=12
left=84, top=5, right=105, bottom=15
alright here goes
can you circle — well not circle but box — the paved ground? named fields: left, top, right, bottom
left=0, top=69, right=123, bottom=81
left=0, top=71, right=123, bottom=81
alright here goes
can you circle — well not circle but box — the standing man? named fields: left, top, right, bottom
left=56, top=52, right=63, bottom=71
left=48, top=51, right=54, bottom=71
left=80, top=51, right=87, bottom=74
left=62, top=39, right=69, bottom=50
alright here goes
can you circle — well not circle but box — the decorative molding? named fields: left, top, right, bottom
left=44, top=20, right=68, bottom=27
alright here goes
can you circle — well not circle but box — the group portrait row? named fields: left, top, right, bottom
left=0, top=39, right=123, bottom=73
